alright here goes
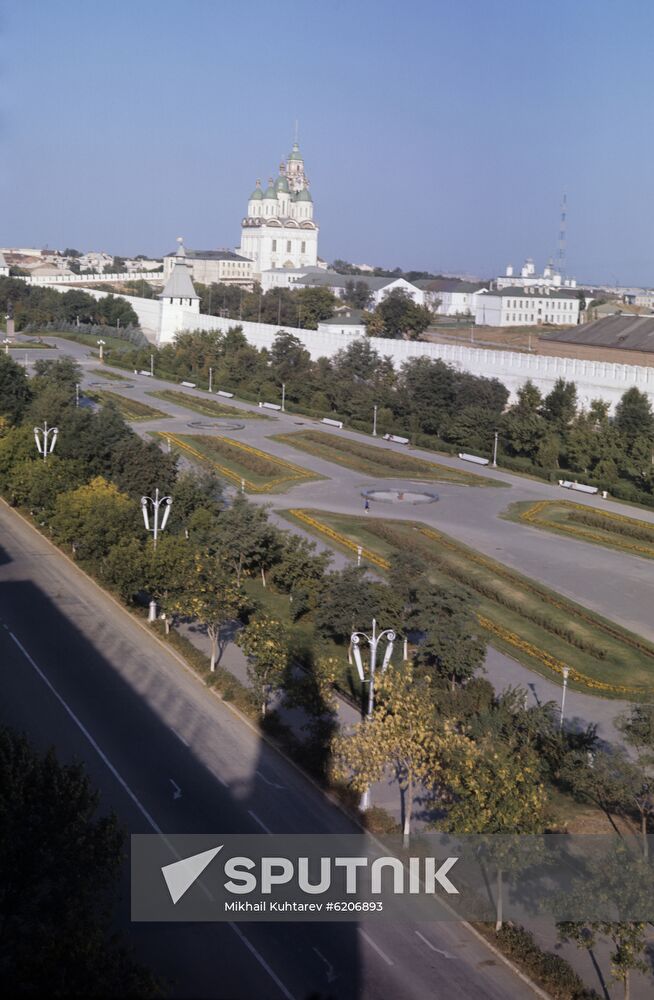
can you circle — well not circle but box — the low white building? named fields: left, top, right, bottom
left=297, top=271, right=426, bottom=306
left=260, top=265, right=327, bottom=292
left=79, top=251, right=114, bottom=271
left=125, top=258, right=162, bottom=272
left=0, top=252, right=9, bottom=277
left=416, top=278, right=489, bottom=316
left=475, top=285, right=581, bottom=327
left=316, top=308, right=367, bottom=337
left=163, top=240, right=253, bottom=287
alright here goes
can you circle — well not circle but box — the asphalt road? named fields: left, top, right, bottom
left=0, top=500, right=536, bottom=1000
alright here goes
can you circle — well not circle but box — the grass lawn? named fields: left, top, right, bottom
left=7, top=339, right=55, bottom=349
left=504, top=499, right=654, bottom=560
left=147, top=388, right=265, bottom=419
left=281, top=508, right=654, bottom=698
left=272, top=430, right=506, bottom=487
left=52, top=331, right=137, bottom=353
left=157, top=432, right=324, bottom=493
left=87, top=389, right=170, bottom=421
left=90, top=367, right=128, bottom=381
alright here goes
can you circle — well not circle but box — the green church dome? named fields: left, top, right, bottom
left=288, top=142, right=302, bottom=161
left=295, top=187, right=312, bottom=202
left=275, top=175, right=290, bottom=193
left=264, top=179, right=277, bottom=199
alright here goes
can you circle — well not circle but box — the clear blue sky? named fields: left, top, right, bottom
left=3, top=0, right=654, bottom=284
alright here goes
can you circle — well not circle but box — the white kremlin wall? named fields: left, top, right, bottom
left=171, top=308, right=654, bottom=410
left=24, top=277, right=654, bottom=410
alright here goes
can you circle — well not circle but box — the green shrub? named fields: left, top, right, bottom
left=493, top=924, right=600, bottom=999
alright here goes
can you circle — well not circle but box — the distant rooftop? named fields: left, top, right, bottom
left=543, top=315, right=654, bottom=353
left=165, top=248, right=252, bottom=263
left=484, top=285, right=582, bottom=300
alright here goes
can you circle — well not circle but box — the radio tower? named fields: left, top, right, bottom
left=558, top=193, right=567, bottom=277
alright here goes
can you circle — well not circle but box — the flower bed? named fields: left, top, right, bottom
left=159, top=434, right=321, bottom=493
left=284, top=509, right=654, bottom=697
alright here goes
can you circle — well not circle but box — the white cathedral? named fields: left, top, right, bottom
left=238, top=141, right=318, bottom=277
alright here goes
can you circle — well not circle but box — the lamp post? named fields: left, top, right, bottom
left=75, top=383, right=80, bottom=408
left=34, top=421, right=58, bottom=463
left=150, top=353, right=154, bottom=377
left=372, top=404, right=378, bottom=437
left=3, top=338, right=10, bottom=355
left=281, top=382, right=286, bottom=412
left=141, top=488, right=172, bottom=551
left=209, top=367, right=213, bottom=393
left=559, top=665, right=570, bottom=730
left=351, top=618, right=396, bottom=811
left=492, top=429, right=499, bottom=468
left=97, top=338, right=106, bottom=362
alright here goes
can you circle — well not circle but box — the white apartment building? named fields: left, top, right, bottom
left=475, top=286, right=581, bottom=326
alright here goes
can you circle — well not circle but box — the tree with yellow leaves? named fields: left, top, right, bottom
left=331, top=663, right=466, bottom=845
left=238, top=615, right=289, bottom=719
left=437, top=738, right=548, bottom=930
left=172, top=554, right=244, bottom=671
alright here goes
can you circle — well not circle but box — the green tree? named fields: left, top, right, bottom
left=103, top=536, right=148, bottom=601
left=269, top=331, right=312, bottom=382
left=269, top=534, right=331, bottom=617
left=8, top=455, right=86, bottom=517
left=541, top=378, right=578, bottom=433
left=172, top=554, right=244, bottom=670
left=238, top=614, right=289, bottom=718
left=0, top=727, right=158, bottom=997
left=144, top=533, right=197, bottom=633
left=373, top=288, right=432, bottom=339
left=315, top=566, right=402, bottom=645
left=295, top=286, right=338, bottom=329
left=501, top=380, right=547, bottom=458
left=110, top=435, right=178, bottom=500
left=0, top=354, right=32, bottom=425
left=614, top=387, right=654, bottom=445
left=210, top=496, right=282, bottom=587
left=50, top=477, right=138, bottom=562
left=617, top=704, right=654, bottom=857
left=411, top=583, right=486, bottom=690
left=343, top=280, right=373, bottom=309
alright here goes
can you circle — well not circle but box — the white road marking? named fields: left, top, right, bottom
left=255, top=768, right=286, bottom=790
left=248, top=809, right=273, bottom=834
left=312, top=947, right=337, bottom=983
left=7, top=629, right=296, bottom=1000
left=172, top=729, right=190, bottom=748
left=217, top=775, right=229, bottom=788
left=415, top=931, right=454, bottom=959
left=358, top=929, right=394, bottom=966
left=170, top=779, right=182, bottom=800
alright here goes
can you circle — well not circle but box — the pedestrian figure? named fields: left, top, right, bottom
left=364, top=498, right=370, bottom=513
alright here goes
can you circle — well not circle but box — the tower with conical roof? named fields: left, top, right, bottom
left=238, top=137, right=318, bottom=277
left=158, top=239, right=200, bottom=345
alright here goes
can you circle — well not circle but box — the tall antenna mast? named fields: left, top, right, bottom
left=294, top=119, right=299, bottom=144
left=558, top=193, right=567, bottom=275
